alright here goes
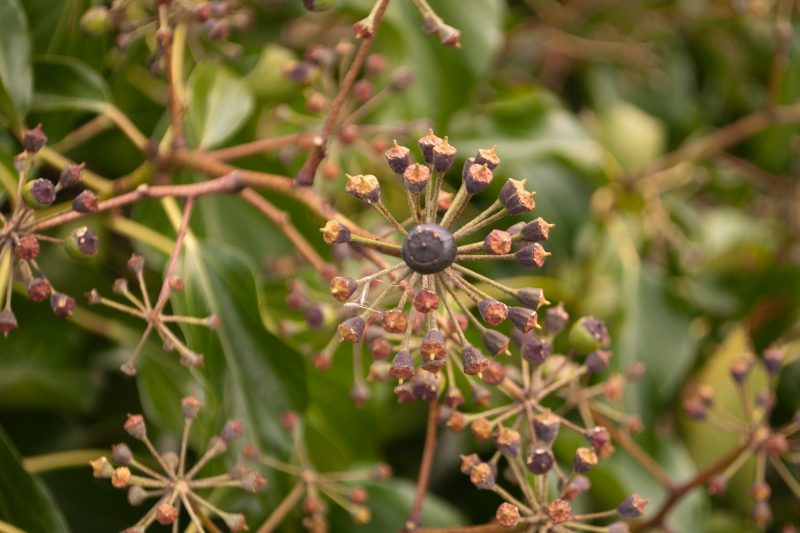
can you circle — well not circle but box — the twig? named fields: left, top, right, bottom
left=295, top=0, right=392, bottom=186
left=403, top=398, right=440, bottom=532
left=209, top=134, right=304, bottom=161
left=239, top=188, right=333, bottom=279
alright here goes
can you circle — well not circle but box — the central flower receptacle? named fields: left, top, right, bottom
left=401, top=223, right=457, bottom=274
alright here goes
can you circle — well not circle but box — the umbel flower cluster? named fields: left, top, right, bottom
left=453, top=309, right=648, bottom=532
left=683, top=345, right=799, bottom=527
left=0, top=125, right=100, bottom=336
left=320, top=131, right=553, bottom=402
left=90, top=396, right=265, bottom=532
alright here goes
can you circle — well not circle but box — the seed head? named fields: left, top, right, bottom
left=389, top=349, right=415, bottom=380
left=730, top=356, right=753, bottom=383
left=586, top=350, right=612, bottom=374
left=23, top=124, right=47, bottom=154
left=508, top=307, right=538, bottom=333
left=548, top=499, right=572, bottom=524
left=111, top=443, right=133, bottom=464
left=475, top=146, right=501, bottom=170
left=124, top=414, right=147, bottom=440
left=420, top=329, right=446, bottom=360
left=499, top=179, right=535, bottom=214
left=470, top=418, right=492, bottom=441
left=15, top=235, right=40, bottom=261
left=90, top=456, right=113, bottom=478
left=464, top=161, right=493, bottom=194
left=496, top=427, right=521, bottom=457
left=338, top=316, right=366, bottom=343
left=403, top=163, right=431, bottom=194
left=461, top=346, right=488, bottom=376
left=546, top=303, right=569, bottom=336
left=22, top=178, right=56, bottom=209
left=483, top=229, right=512, bottom=255
left=330, top=276, right=357, bottom=302
left=617, top=494, right=648, bottom=517
left=27, top=278, right=51, bottom=302
left=72, top=190, right=99, bottom=213
left=568, top=316, right=609, bottom=354
left=432, top=137, right=457, bottom=172
left=385, top=140, right=411, bottom=175
left=521, top=217, right=553, bottom=242
left=111, top=466, right=132, bottom=488
left=65, top=226, right=98, bottom=261
left=469, top=462, right=495, bottom=490
left=526, top=445, right=555, bottom=474
left=182, top=394, right=202, bottom=419
left=417, top=129, right=442, bottom=164
left=155, top=503, right=178, bottom=525
left=58, top=163, right=84, bottom=189
left=534, top=410, right=560, bottom=442
left=0, top=309, right=18, bottom=337
left=50, top=292, right=76, bottom=317
left=572, top=447, right=598, bottom=473
left=522, top=337, right=551, bottom=366
left=516, top=287, right=547, bottom=310
left=480, top=330, right=510, bottom=357
left=460, top=453, right=481, bottom=474
left=477, top=299, right=508, bottom=326
left=496, top=503, right=519, bottom=528
left=515, top=243, right=548, bottom=268
left=345, top=174, right=381, bottom=203
left=321, top=220, right=352, bottom=245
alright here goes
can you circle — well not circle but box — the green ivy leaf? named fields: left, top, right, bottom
left=0, top=425, right=70, bottom=533
left=187, top=62, right=254, bottom=149
left=0, top=0, right=32, bottom=127
left=31, top=56, right=110, bottom=113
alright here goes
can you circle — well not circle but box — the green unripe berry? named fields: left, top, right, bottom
left=22, top=179, right=56, bottom=209
left=568, top=316, right=609, bottom=354
left=65, top=226, right=98, bottom=261
left=80, top=6, right=111, bottom=37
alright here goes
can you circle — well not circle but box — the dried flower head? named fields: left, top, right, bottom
left=91, top=396, right=263, bottom=531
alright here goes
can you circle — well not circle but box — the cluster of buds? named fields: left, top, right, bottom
left=683, top=345, right=799, bottom=527
left=320, top=131, right=553, bottom=405
left=0, top=125, right=101, bottom=337
left=81, top=0, right=253, bottom=57
left=249, top=411, right=390, bottom=533
left=277, top=39, right=420, bottom=182
left=90, top=396, right=264, bottom=532
left=86, top=253, right=220, bottom=375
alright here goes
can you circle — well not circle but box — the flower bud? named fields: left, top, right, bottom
left=446, top=410, right=464, bottom=432
left=111, top=443, right=133, bottom=464
left=111, top=466, right=131, bottom=488
left=65, top=226, right=98, bottom=261
left=617, top=494, right=648, bottom=518
left=90, top=456, right=114, bottom=478
left=221, top=420, right=243, bottom=442
left=752, top=501, right=772, bottom=527
left=477, top=299, right=508, bottom=326
left=15, top=235, right=40, bottom=261
left=181, top=394, right=202, bottom=419
left=225, top=513, right=248, bottom=533
left=389, top=66, right=415, bottom=91
left=57, top=163, right=84, bottom=189
left=72, top=190, right=99, bottom=213
left=568, top=316, right=609, bottom=354
left=572, top=447, right=598, bottom=473
left=762, top=346, right=783, bottom=374
left=521, top=217, right=553, bottom=242
left=350, top=381, right=370, bottom=407
left=127, top=254, right=145, bottom=274
left=27, top=278, right=51, bottom=302
left=80, top=6, right=111, bottom=36
left=516, top=287, right=546, bottom=310
left=471, top=383, right=491, bottom=407
left=417, top=129, right=442, bottom=164
left=496, top=427, right=521, bottom=457
left=526, top=445, right=555, bottom=474
left=338, top=316, right=366, bottom=343
left=508, top=307, right=538, bottom=333
left=470, top=418, right=492, bottom=440
left=750, top=481, right=771, bottom=502
left=482, top=360, right=505, bottom=385
left=730, top=356, right=753, bottom=384
left=464, top=161, right=493, bottom=194
left=23, top=124, right=47, bottom=154
left=461, top=346, right=488, bottom=376
left=124, top=414, right=147, bottom=440
left=499, top=179, right=535, bottom=214
left=156, top=503, right=178, bottom=525
left=127, top=485, right=147, bottom=506
left=515, top=243, right=548, bottom=268
left=460, top=453, right=481, bottom=474
left=389, top=349, right=415, bottom=380
left=561, top=474, right=590, bottom=500
left=413, top=289, right=438, bottom=313
left=708, top=474, right=728, bottom=495
left=483, top=229, right=512, bottom=255
left=321, top=221, right=351, bottom=244
left=0, top=309, right=18, bottom=337
left=22, top=178, right=56, bottom=209
left=496, top=503, right=519, bottom=528
left=469, top=462, right=495, bottom=489
left=444, top=387, right=464, bottom=409
left=403, top=163, right=430, bottom=194
left=475, top=146, right=500, bottom=170
left=481, top=329, right=510, bottom=356
left=546, top=303, right=569, bottom=336
left=345, top=174, right=380, bottom=203
left=522, top=337, right=551, bottom=366
left=432, top=136, right=457, bottom=172
left=586, top=350, right=612, bottom=373
left=50, top=292, right=75, bottom=317
left=327, top=276, right=356, bottom=302
left=548, top=499, right=571, bottom=524
left=385, top=140, right=411, bottom=174
left=420, top=329, right=446, bottom=360
left=586, top=426, right=611, bottom=453
left=533, top=410, right=560, bottom=442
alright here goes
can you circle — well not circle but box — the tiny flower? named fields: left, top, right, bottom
left=496, top=502, right=520, bottom=528
left=548, top=499, right=572, bottom=524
